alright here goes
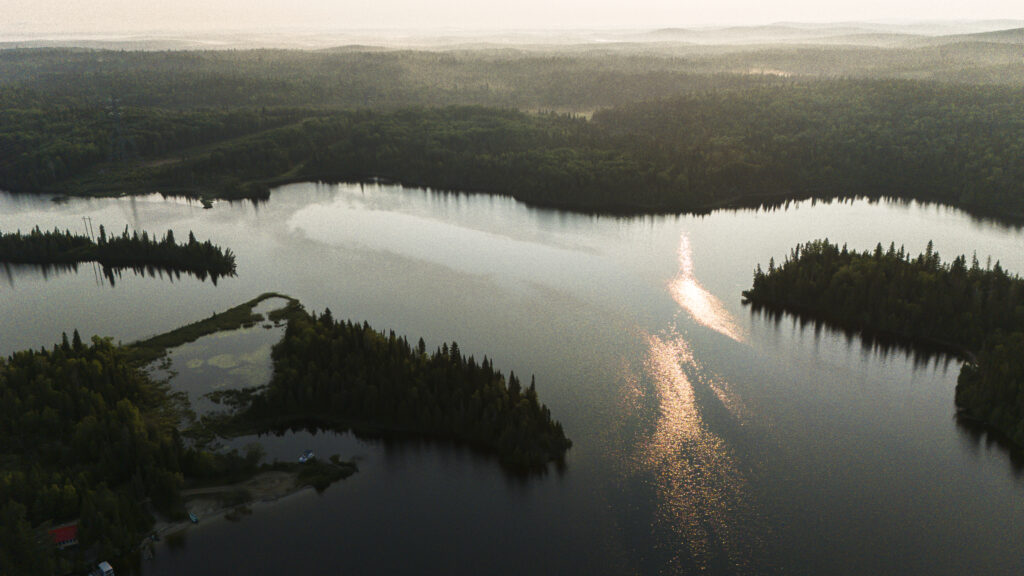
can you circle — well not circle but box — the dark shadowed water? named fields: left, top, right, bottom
left=1, top=184, right=1022, bottom=575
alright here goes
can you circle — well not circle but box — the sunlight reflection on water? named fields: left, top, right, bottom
left=635, top=329, right=761, bottom=572
left=670, top=234, right=746, bottom=343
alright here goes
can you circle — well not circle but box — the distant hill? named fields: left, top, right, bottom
left=815, top=33, right=921, bottom=48
left=646, top=24, right=877, bottom=44
left=0, top=38, right=210, bottom=51
left=644, top=21, right=1024, bottom=48
left=943, top=27, right=1024, bottom=45
left=317, top=44, right=390, bottom=53
left=3, top=22, right=1023, bottom=52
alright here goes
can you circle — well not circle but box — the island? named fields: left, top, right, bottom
left=743, top=239, right=1024, bottom=448
left=236, top=307, right=573, bottom=470
left=0, top=294, right=571, bottom=575
left=0, top=226, right=236, bottom=282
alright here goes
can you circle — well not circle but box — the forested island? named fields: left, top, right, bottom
left=240, top=308, right=572, bottom=470
left=743, top=240, right=1024, bottom=447
left=0, top=296, right=570, bottom=575
left=0, top=226, right=236, bottom=281
left=1, top=44, right=1022, bottom=220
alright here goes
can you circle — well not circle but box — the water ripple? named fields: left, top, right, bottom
left=631, top=330, right=764, bottom=573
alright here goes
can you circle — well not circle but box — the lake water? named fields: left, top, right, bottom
left=1, top=184, right=1022, bottom=575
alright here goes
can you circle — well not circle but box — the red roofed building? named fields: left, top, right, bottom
left=48, top=523, right=79, bottom=550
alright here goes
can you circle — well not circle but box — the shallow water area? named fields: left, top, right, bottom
left=148, top=324, right=283, bottom=417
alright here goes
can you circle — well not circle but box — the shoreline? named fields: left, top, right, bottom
left=14, top=174, right=1024, bottom=229
left=146, top=455, right=358, bottom=544
left=149, top=470, right=313, bottom=539
left=743, top=296, right=981, bottom=364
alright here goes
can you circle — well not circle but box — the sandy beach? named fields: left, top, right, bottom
left=151, top=470, right=308, bottom=537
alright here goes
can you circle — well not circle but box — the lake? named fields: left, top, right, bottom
left=1, top=183, right=1022, bottom=575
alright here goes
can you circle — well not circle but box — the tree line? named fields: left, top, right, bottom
left=1, top=43, right=1020, bottom=113
left=244, top=307, right=572, bottom=470
left=0, top=331, right=278, bottom=575
left=0, top=225, right=236, bottom=280
left=3, top=80, right=1022, bottom=221
left=0, top=335, right=191, bottom=574
left=743, top=239, right=1024, bottom=447
left=592, top=80, right=1024, bottom=219
left=0, top=298, right=572, bottom=574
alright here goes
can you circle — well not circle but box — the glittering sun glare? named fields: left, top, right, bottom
left=636, top=332, right=759, bottom=570
left=670, top=234, right=746, bottom=343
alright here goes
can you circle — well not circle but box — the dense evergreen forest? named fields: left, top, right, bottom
left=0, top=332, right=283, bottom=574
left=243, top=308, right=572, bottom=470
left=0, top=226, right=236, bottom=280
left=743, top=239, right=1024, bottom=447
left=1, top=40, right=1021, bottom=110
left=1, top=46, right=1022, bottom=219
left=0, top=298, right=571, bottom=574
left=0, top=335, right=197, bottom=574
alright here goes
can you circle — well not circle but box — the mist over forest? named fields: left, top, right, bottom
left=3, top=22, right=1023, bottom=219
left=2, top=16, right=1024, bottom=576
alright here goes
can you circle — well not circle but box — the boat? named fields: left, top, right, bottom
left=299, top=449, right=315, bottom=463
left=91, top=561, right=115, bottom=576
left=188, top=512, right=199, bottom=524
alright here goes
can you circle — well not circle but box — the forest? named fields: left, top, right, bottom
left=743, top=239, right=1024, bottom=447
left=2, top=30, right=1022, bottom=574
left=241, top=307, right=572, bottom=470
left=0, top=225, right=236, bottom=280
left=1, top=37, right=1021, bottom=110
left=0, top=334, right=200, bottom=574
left=0, top=298, right=571, bottom=574
left=1, top=46, right=1023, bottom=220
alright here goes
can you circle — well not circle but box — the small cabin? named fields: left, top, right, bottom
left=47, top=523, right=78, bottom=550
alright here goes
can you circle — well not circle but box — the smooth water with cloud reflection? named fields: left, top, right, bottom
left=1, top=183, right=1022, bottom=575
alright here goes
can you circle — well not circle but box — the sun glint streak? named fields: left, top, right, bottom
left=670, top=235, right=746, bottom=343
left=640, top=332, right=756, bottom=571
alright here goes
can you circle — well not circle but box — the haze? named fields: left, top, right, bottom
left=4, top=0, right=1024, bottom=34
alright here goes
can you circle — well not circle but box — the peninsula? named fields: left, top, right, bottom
left=0, top=295, right=571, bottom=575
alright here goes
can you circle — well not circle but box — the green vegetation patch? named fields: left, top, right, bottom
left=2, top=55, right=1023, bottom=221
left=124, top=292, right=297, bottom=365
left=744, top=239, right=1024, bottom=447
left=240, top=307, right=573, bottom=470
left=295, top=458, right=359, bottom=493
left=0, top=293, right=568, bottom=574
left=0, top=225, right=236, bottom=281
left=0, top=337, right=202, bottom=573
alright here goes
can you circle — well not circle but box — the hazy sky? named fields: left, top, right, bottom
left=4, top=0, right=1024, bottom=34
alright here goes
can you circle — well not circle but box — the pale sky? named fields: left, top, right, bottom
left=3, top=0, right=1024, bottom=34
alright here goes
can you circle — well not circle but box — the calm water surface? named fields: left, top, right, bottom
left=1, top=184, right=1022, bottom=575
